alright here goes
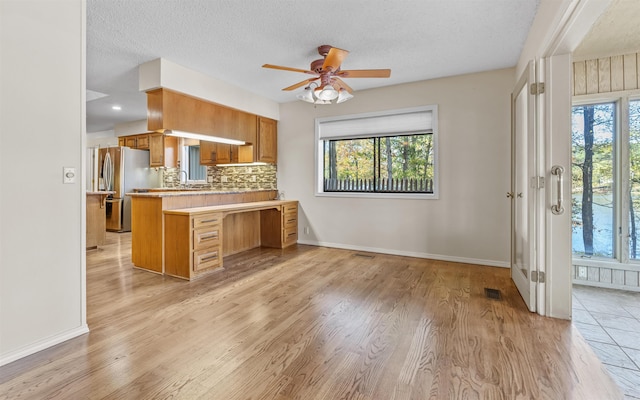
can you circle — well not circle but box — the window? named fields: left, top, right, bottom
left=571, top=97, right=640, bottom=264
left=316, top=106, right=438, bottom=198
left=181, top=144, right=207, bottom=183
left=571, top=102, right=615, bottom=258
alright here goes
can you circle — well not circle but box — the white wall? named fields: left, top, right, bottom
left=278, top=68, right=514, bottom=267
left=87, top=129, right=118, bottom=147
left=0, top=0, right=87, bottom=365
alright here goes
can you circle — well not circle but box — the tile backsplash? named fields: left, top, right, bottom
left=163, top=165, right=277, bottom=190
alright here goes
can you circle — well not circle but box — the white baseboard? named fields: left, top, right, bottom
left=0, top=324, right=89, bottom=367
left=296, top=239, right=509, bottom=269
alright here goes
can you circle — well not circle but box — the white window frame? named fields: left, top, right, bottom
left=571, top=92, right=640, bottom=272
left=180, top=139, right=207, bottom=184
left=314, top=105, right=439, bottom=200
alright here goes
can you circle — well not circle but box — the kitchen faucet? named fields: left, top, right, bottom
left=178, top=170, right=188, bottom=188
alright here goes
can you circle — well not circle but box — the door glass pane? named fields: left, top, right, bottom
left=629, top=100, right=640, bottom=259
left=571, top=103, right=615, bottom=258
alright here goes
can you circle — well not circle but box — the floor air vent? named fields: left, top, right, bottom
left=354, top=253, right=375, bottom=258
left=484, top=288, right=502, bottom=300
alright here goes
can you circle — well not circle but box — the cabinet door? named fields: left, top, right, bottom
left=136, top=134, right=149, bottom=149
left=125, top=137, right=137, bottom=148
left=258, top=117, right=277, bottom=164
left=200, top=141, right=217, bottom=165
left=149, top=133, right=165, bottom=167
left=118, top=137, right=125, bottom=147
left=215, top=143, right=232, bottom=164
left=237, top=111, right=257, bottom=144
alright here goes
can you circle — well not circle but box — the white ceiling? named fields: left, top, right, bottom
left=573, top=0, right=640, bottom=59
left=86, top=0, right=542, bottom=133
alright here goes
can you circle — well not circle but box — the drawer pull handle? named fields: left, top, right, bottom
left=287, top=219, right=296, bottom=223
left=200, top=233, right=218, bottom=240
left=201, top=219, right=219, bottom=223
left=201, top=253, right=218, bottom=261
left=287, top=232, right=296, bottom=238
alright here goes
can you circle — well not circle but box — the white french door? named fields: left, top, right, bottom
left=511, top=61, right=538, bottom=312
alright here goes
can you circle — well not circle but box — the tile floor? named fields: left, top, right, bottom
left=573, top=285, right=640, bottom=399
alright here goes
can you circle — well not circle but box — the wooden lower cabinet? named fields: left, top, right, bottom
left=165, top=212, right=223, bottom=279
left=282, top=201, right=298, bottom=247
left=163, top=200, right=298, bottom=280
left=130, top=190, right=277, bottom=274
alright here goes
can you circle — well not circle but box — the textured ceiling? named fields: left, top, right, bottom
left=574, top=0, right=640, bottom=59
left=86, top=0, right=540, bottom=133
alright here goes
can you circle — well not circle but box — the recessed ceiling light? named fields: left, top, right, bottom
left=112, top=105, right=122, bottom=111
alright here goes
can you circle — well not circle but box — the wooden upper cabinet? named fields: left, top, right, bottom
left=200, top=142, right=247, bottom=165
left=149, top=133, right=178, bottom=168
left=234, top=110, right=258, bottom=144
left=257, top=117, right=277, bottom=164
left=118, top=133, right=150, bottom=150
left=136, top=134, right=149, bottom=149
left=146, top=88, right=259, bottom=144
left=125, top=137, right=137, bottom=148
left=200, top=141, right=217, bottom=165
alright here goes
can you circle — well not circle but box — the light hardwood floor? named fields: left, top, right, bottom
left=0, top=233, right=622, bottom=399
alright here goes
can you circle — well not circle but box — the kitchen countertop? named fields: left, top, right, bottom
left=87, top=191, right=114, bottom=195
left=127, top=188, right=277, bottom=197
left=164, top=199, right=295, bottom=215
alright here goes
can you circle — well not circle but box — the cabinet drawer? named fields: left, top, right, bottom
left=283, top=203, right=298, bottom=214
left=193, top=227, right=221, bottom=250
left=193, top=247, right=221, bottom=271
left=283, top=226, right=298, bottom=244
left=193, top=213, right=222, bottom=229
left=284, top=213, right=297, bottom=229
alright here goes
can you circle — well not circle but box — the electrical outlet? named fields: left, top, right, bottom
left=221, top=176, right=228, bottom=183
left=304, top=226, right=310, bottom=235
left=577, top=266, right=587, bottom=279
left=251, top=175, right=257, bottom=182
left=247, top=167, right=253, bottom=173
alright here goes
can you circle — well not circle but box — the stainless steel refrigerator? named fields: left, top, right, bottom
left=98, top=147, right=161, bottom=232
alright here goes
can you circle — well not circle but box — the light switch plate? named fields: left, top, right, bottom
left=63, top=167, right=76, bottom=184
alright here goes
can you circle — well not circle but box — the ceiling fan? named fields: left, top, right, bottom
left=262, top=45, right=391, bottom=104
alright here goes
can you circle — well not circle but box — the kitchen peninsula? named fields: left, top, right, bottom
left=164, top=200, right=298, bottom=280
left=128, top=189, right=283, bottom=274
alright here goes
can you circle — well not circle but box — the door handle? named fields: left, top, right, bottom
left=551, top=165, right=564, bottom=215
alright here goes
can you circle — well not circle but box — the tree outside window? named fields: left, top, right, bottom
left=323, top=134, right=434, bottom=193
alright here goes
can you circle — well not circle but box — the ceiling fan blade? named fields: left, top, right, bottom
left=262, top=64, right=315, bottom=74
left=322, top=47, right=349, bottom=71
left=282, top=77, right=319, bottom=91
left=333, top=78, right=354, bottom=94
left=338, top=69, right=391, bottom=78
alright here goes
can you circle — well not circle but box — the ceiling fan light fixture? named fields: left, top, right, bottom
left=336, top=89, right=354, bottom=104
left=296, top=86, right=315, bottom=103
left=316, top=85, right=339, bottom=101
